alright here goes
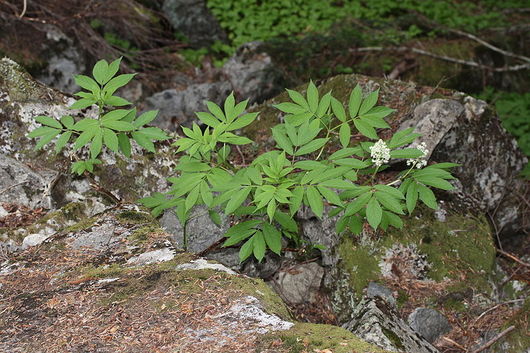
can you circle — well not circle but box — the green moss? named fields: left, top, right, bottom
left=406, top=39, right=480, bottom=92
left=225, top=276, right=292, bottom=320
left=442, top=298, right=467, bottom=312
left=384, top=208, right=496, bottom=291
left=127, top=225, right=159, bottom=244
left=337, top=235, right=381, bottom=298
left=396, top=289, right=409, bottom=308
left=63, top=217, right=96, bottom=233
left=257, top=322, right=391, bottom=353
left=0, top=58, right=45, bottom=102
left=382, top=327, right=405, bottom=351
left=116, top=210, right=153, bottom=225
left=79, top=263, right=129, bottom=279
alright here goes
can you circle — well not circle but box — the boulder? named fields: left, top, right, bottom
left=408, top=308, right=451, bottom=344
left=162, top=0, right=226, bottom=47
left=222, top=41, right=285, bottom=104
left=343, top=297, right=440, bottom=353
left=0, top=20, right=86, bottom=94
left=145, top=81, right=232, bottom=130
left=144, top=42, right=284, bottom=130
left=270, top=262, right=325, bottom=305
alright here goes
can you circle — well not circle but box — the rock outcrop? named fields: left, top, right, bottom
left=0, top=205, right=391, bottom=353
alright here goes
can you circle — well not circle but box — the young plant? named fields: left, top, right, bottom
left=141, top=81, right=458, bottom=262
left=27, top=57, right=170, bottom=176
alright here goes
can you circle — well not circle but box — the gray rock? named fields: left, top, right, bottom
left=0, top=204, right=8, bottom=217
left=343, top=297, right=440, bottom=353
left=222, top=42, right=284, bottom=104
left=270, top=262, right=324, bottom=305
left=206, top=247, right=241, bottom=270
left=212, top=296, right=294, bottom=334
left=127, top=248, right=175, bottom=265
left=0, top=154, right=58, bottom=209
left=242, top=252, right=283, bottom=279
left=401, top=98, right=528, bottom=236
left=69, top=221, right=126, bottom=251
left=367, top=282, right=396, bottom=306
left=22, top=233, right=50, bottom=249
left=176, top=258, right=237, bottom=275
left=162, top=0, right=226, bottom=47
left=160, top=206, right=228, bottom=253
left=35, top=25, right=86, bottom=94
left=145, top=81, right=232, bottom=130
left=408, top=308, right=451, bottom=344
left=300, top=207, right=341, bottom=266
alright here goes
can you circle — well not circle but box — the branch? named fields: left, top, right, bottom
left=348, top=46, right=530, bottom=72
left=409, top=11, right=530, bottom=64
left=444, top=28, right=530, bottom=63
left=497, top=248, right=530, bottom=267
left=18, top=0, right=27, bottom=18
left=469, top=326, right=515, bottom=353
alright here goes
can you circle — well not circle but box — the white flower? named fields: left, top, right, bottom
left=369, top=139, right=390, bottom=167
left=406, top=142, right=429, bottom=169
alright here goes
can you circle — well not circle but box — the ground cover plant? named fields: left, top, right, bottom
left=28, top=59, right=457, bottom=262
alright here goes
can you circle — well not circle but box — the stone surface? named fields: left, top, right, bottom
left=162, top=0, right=226, bottom=47
left=270, top=262, right=325, bottom=305
left=160, top=206, right=228, bottom=253
left=222, top=41, right=284, bottom=104
left=367, top=282, right=396, bottom=306
left=408, top=308, right=451, bottom=344
left=145, top=81, right=232, bottom=130
left=0, top=154, right=58, bottom=209
left=176, top=258, right=237, bottom=275
left=212, top=296, right=294, bottom=334
left=34, top=25, right=86, bottom=94
left=343, top=297, right=440, bottom=353
left=21, top=233, right=50, bottom=249
left=404, top=97, right=528, bottom=236
left=0, top=58, right=174, bottom=208
left=127, top=247, right=175, bottom=265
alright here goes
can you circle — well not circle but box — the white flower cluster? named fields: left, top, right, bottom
left=370, top=139, right=391, bottom=167
left=407, top=142, right=429, bottom=169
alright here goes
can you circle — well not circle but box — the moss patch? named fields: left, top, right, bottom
left=116, top=210, right=154, bottom=225
left=257, top=322, right=390, bottom=353
left=337, top=235, right=381, bottom=298
left=384, top=208, right=496, bottom=291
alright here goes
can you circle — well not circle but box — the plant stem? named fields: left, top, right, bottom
left=386, top=164, right=415, bottom=186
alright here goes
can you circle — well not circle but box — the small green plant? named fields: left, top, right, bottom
left=27, top=59, right=457, bottom=263
left=27, top=57, right=169, bottom=175
left=206, top=0, right=524, bottom=54
left=139, top=81, right=457, bottom=262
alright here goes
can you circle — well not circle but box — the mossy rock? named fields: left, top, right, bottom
left=257, top=322, right=391, bottom=353
left=0, top=58, right=176, bottom=206
left=330, top=207, right=498, bottom=322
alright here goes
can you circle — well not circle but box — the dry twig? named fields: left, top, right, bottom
left=348, top=46, right=530, bottom=72
left=468, top=326, right=516, bottom=353
left=497, top=248, right=530, bottom=267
